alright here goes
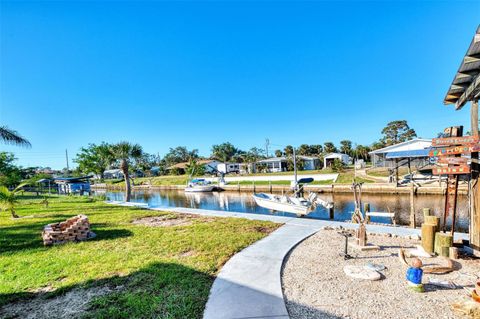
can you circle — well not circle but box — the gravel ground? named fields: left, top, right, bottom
left=282, top=229, right=480, bottom=319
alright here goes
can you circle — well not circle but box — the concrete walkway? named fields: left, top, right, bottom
left=107, top=201, right=468, bottom=319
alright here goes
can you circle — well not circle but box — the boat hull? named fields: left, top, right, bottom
left=252, top=193, right=311, bottom=216
left=184, top=185, right=216, bottom=193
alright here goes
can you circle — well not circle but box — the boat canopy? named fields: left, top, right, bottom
left=385, top=149, right=431, bottom=159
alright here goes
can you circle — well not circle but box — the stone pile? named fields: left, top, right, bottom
left=42, top=215, right=95, bottom=246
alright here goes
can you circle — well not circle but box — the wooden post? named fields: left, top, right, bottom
left=253, top=180, right=255, bottom=193
left=395, top=159, right=399, bottom=186
left=357, top=223, right=367, bottom=246
left=449, top=247, right=459, bottom=260
left=363, top=203, right=370, bottom=214
left=434, top=232, right=453, bottom=257
left=451, top=175, right=459, bottom=237
left=269, top=181, right=272, bottom=193
left=329, top=206, right=334, bottom=220
left=422, top=208, right=431, bottom=217
left=421, top=224, right=436, bottom=253
left=363, top=203, right=370, bottom=223
left=408, top=158, right=416, bottom=228
left=471, top=100, right=479, bottom=253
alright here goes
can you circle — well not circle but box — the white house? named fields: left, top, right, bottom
left=103, top=169, right=124, bottom=179
left=256, top=156, right=320, bottom=173
left=323, top=153, right=351, bottom=169
left=167, top=160, right=222, bottom=174
left=368, top=138, right=432, bottom=168
left=217, top=163, right=241, bottom=174
left=300, top=156, right=321, bottom=170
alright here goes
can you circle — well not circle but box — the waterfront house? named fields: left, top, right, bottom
left=256, top=156, right=320, bottom=173
left=217, top=163, right=241, bottom=174
left=368, top=138, right=432, bottom=168
left=167, top=159, right=222, bottom=175
left=54, top=176, right=92, bottom=195
left=323, top=153, right=351, bottom=169
left=104, top=169, right=124, bottom=179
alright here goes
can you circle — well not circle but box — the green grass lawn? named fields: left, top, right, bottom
left=105, top=176, right=190, bottom=186
left=233, top=179, right=335, bottom=186
left=102, top=168, right=376, bottom=188
left=366, top=167, right=409, bottom=177
left=0, top=195, right=279, bottom=318
left=335, top=171, right=375, bottom=184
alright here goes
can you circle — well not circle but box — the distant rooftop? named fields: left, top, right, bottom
left=257, top=156, right=319, bottom=163
left=167, top=159, right=218, bottom=170
left=369, top=138, right=432, bottom=155
left=323, top=153, right=350, bottom=159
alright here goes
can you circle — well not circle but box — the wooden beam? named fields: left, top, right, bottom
left=463, top=53, right=480, bottom=63
left=470, top=100, right=480, bottom=253
left=456, top=75, right=480, bottom=110
left=457, top=69, right=480, bottom=77
left=451, top=83, right=470, bottom=90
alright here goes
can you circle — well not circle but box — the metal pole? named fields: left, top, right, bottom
left=65, top=149, right=69, bottom=171
left=293, top=147, right=298, bottom=196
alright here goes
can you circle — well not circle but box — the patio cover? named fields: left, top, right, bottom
left=444, top=25, right=480, bottom=109
left=385, top=149, right=431, bottom=159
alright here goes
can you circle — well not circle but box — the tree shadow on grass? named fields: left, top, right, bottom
left=0, top=261, right=342, bottom=319
left=0, top=262, right=213, bottom=318
left=17, top=204, right=131, bottom=215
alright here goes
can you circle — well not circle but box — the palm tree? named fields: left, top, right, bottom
left=0, top=126, right=31, bottom=147
left=0, top=183, right=28, bottom=218
left=110, top=142, right=143, bottom=202
left=185, top=158, right=203, bottom=178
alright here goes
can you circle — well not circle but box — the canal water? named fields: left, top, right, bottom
left=99, top=189, right=469, bottom=232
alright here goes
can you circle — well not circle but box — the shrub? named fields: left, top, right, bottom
left=331, top=159, right=346, bottom=172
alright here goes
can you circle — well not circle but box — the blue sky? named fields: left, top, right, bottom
left=1, top=1, right=479, bottom=169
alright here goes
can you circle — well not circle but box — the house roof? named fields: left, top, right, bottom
left=257, top=157, right=287, bottom=163
left=368, top=138, right=432, bottom=155
left=54, top=176, right=92, bottom=184
left=257, top=156, right=318, bottom=163
left=444, top=25, right=480, bottom=109
left=324, top=153, right=350, bottom=159
left=167, top=159, right=218, bottom=170
left=104, top=169, right=122, bottom=174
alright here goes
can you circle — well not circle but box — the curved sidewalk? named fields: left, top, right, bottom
left=108, top=202, right=468, bottom=319
left=202, top=223, right=318, bottom=319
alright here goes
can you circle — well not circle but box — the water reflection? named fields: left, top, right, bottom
left=100, top=190, right=469, bottom=232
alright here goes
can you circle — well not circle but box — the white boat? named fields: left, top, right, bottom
left=184, top=179, right=216, bottom=193
left=316, top=197, right=334, bottom=209
left=251, top=147, right=334, bottom=216
left=252, top=193, right=314, bottom=216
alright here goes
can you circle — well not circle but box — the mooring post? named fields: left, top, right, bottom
left=422, top=208, right=431, bottom=218
left=329, top=205, right=334, bottom=220
left=363, top=203, right=370, bottom=222
left=363, top=203, right=370, bottom=213
left=269, top=181, right=272, bottom=193
left=253, top=180, right=255, bottom=192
